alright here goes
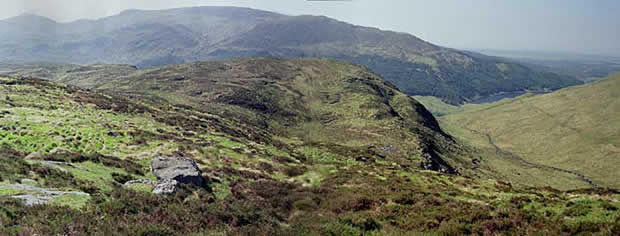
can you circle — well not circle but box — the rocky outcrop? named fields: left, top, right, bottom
left=151, top=155, right=205, bottom=187
left=125, top=155, right=206, bottom=194
left=420, top=152, right=456, bottom=174
left=5, top=184, right=90, bottom=206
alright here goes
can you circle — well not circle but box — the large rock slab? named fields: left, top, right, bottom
left=4, top=184, right=90, bottom=206
left=12, top=195, right=55, bottom=206
left=151, top=156, right=205, bottom=187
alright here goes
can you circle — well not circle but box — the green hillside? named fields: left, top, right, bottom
left=0, top=61, right=618, bottom=235
left=441, top=73, right=620, bottom=189
left=6, top=58, right=471, bottom=173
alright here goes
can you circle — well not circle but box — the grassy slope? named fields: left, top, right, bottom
left=441, top=74, right=620, bottom=189
left=0, top=76, right=294, bottom=197
left=0, top=64, right=619, bottom=235
left=416, top=94, right=598, bottom=189
left=12, top=58, right=470, bottom=173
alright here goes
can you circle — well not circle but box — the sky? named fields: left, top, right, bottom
left=1, top=0, right=619, bottom=56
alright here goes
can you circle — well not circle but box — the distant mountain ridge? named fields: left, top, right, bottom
left=0, top=6, right=581, bottom=104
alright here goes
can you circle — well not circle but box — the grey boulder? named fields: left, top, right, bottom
left=151, top=156, right=205, bottom=187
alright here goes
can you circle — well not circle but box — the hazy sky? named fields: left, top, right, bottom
left=1, top=0, right=619, bottom=56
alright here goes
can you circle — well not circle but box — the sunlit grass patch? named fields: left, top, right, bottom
left=201, top=134, right=246, bottom=149
left=66, top=161, right=135, bottom=192
left=128, top=183, right=154, bottom=193
left=49, top=193, right=90, bottom=209
left=0, top=187, right=26, bottom=197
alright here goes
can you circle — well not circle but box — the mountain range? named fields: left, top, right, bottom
left=0, top=7, right=581, bottom=104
